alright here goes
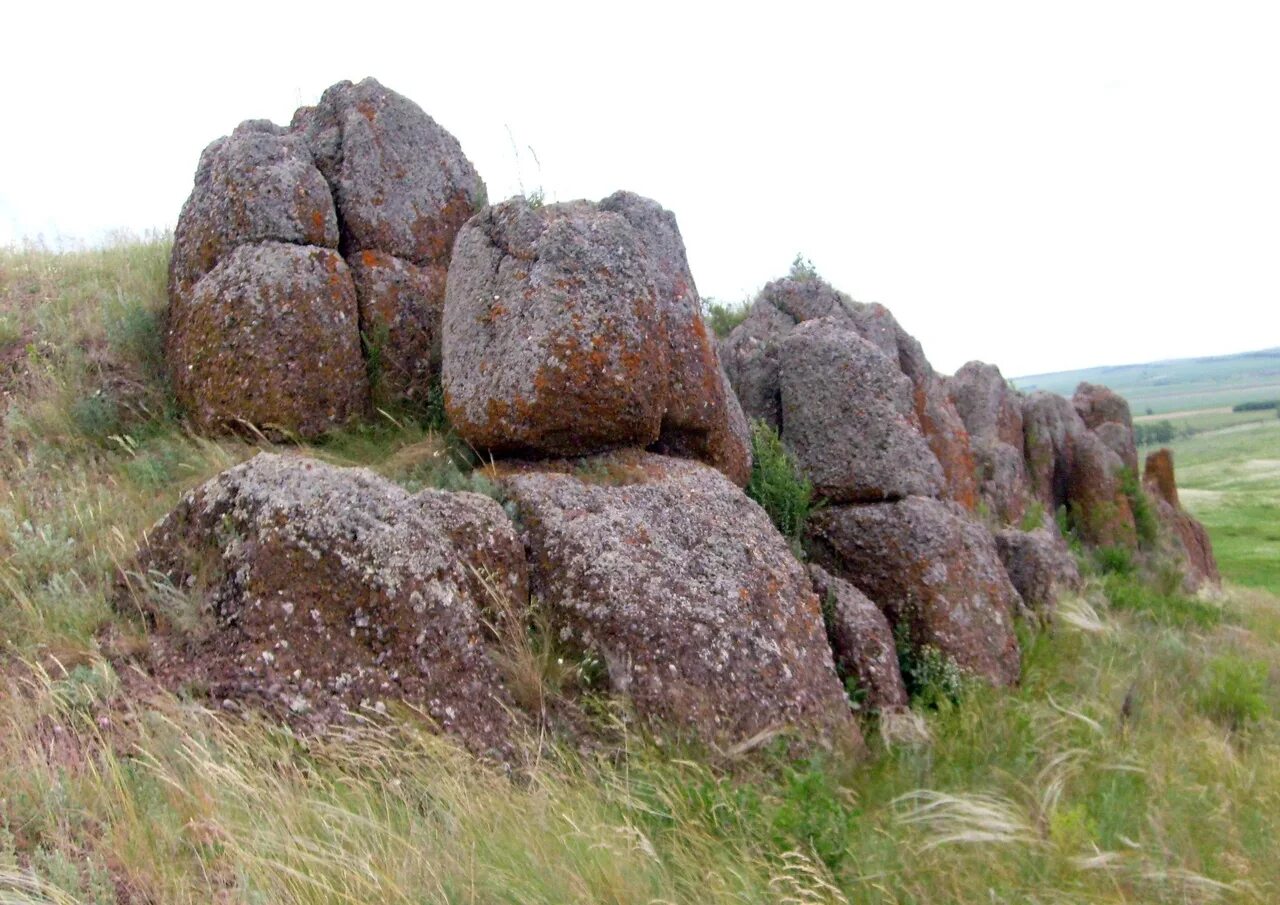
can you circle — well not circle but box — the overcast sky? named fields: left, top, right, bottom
left=3, top=1, right=1277, bottom=376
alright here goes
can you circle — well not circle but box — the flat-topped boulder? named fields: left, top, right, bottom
left=500, top=450, right=860, bottom=750
left=115, top=454, right=527, bottom=758
left=443, top=194, right=750, bottom=484
left=806, top=496, right=1023, bottom=687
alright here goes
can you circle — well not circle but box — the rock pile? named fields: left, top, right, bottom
left=137, top=79, right=1220, bottom=760
left=167, top=78, right=486, bottom=437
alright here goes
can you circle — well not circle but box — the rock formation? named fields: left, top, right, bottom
left=115, top=453, right=525, bottom=758
left=948, top=361, right=1034, bottom=525
left=808, top=565, right=909, bottom=714
left=167, top=78, right=486, bottom=436
left=1144, top=448, right=1220, bottom=589
left=994, top=527, right=1082, bottom=615
left=500, top=450, right=860, bottom=749
left=442, top=193, right=750, bottom=485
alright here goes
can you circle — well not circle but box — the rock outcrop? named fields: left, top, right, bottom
left=808, top=564, right=909, bottom=714
left=115, top=453, right=525, bottom=758
left=167, top=78, right=485, bottom=437
left=949, top=361, right=1034, bottom=525
left=1144, top=449, right=1220, bottom=589
left=1074, top=382, right=1139, bottom=474
left=994, top=527, right=1082, bottom=615
left=501, top=450, right=860, bottom=750
left=778, top=319, right=943, bottom=502
left=442, top=194, right=750, bottom=485
left=806, top=497, right=1023, bottom=687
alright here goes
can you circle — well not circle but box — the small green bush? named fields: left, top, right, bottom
left=1199, top=653, right=1270, bottom=731
left=1103, top=572, right=1222, bottom=628
left=702, top=298, right=750, bottom=338
left=1119, top=468, right=1159, bottom=548
left=745, top=420, right=813, bottom=544
left=1094, top=545, right=1135, bottom=575
left=789, top=253, right=819, bottom=281
left=1019, top=501, right=1046, bottom=532
left=895, top=624, right=967, bottom=709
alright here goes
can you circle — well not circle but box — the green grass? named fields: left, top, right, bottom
left=3, top=240, right=1280, bottom=902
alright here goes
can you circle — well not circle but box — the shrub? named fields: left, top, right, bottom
left=745, top=420, right=813, bottom=544
left=1199, top=653, right=1269, bottom=731
left=702, top=298, right=750, bottom=338
left=789, top=253, right=819, bottom=281
left=1232, top=400, right=1277, bottom=413
left=895, top=624, right=967, bottom=709
left=1019, top=501, right=1046, bottom=532
left=1119, top=468, right=1159, bottom=548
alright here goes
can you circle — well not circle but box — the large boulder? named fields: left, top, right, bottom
left=720, top=276, right=976, bottom=507
left=994, top=527, right=1082, bottom=615
left=808, top=564, right=908, bottom=714
left=168, top=78, right=486, bottom=433
left=1143, top=449, right=1220, bottom=589
left=1021, top=391, right=1136, bottom=548
left=442, top=195, right=750, bottom=484
left=166, top=243, right=368, bottom=438
left=806, top=497, right=1023, bottom=687
left=114, top=454, right=527, bottom=758
left=299, top=78, right=486, bottom=268
left=778, top=318, right=943, bottom=502
left=168, top=121, right=339, bottom=302
left=500, top=450, right=860, bottom=750
left=950, top=361, right=1024, bottom=450
left=1074, top=382, right=1138, bottom=474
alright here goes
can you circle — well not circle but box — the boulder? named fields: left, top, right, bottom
left=1022, top=391, right=1136, bottom=548
left=166, top=242, right=368, bottom=438
left=500, top=450, right=860, bottom=750
left=1143, top=449, right=1220, bottom=589
left=349, top=250, right=448, bottom=406
left=168, top=122, right=338, bottom=302
left=442, top=195, right=750, bottom=484
left=806, top=497, right=1022, bottom=687
left=994, top=527, right=1082, bottom=615
left=971, top=438, right=1034, bottom=527
left=115, top=453, right=527, bottom=758
left=778, top=318, right=943, bottom=502
left=950, top=361, right=1024, bottom=449
left=808, top=564, right=908, bottom=714
left=300, top=77, right=486, bottom=267
left=1074, top=382, right=1138, bottom=474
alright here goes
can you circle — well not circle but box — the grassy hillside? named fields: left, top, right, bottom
left=2, top=240, right=1279, bottom=903
left=1013, top=348, right=1280, bottom=416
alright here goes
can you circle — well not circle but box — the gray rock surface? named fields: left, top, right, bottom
left=301, top=77, right=486, bottom=267
left=443, top=195, right=750, bottom=484
left=116, top=453, right=527, bottom=758
left=949, top=361, right=1033, bottom=525
left=169, top=123, right=338, bottom=301
left=166, top=242, right=368, bottom=439
left=994, top=527, right=1082, bottom=615
left=806, top=496, right=1023, bottom=687
left=500, top=450, right=861, bottom=750
left=778, top=318, right=943, bottom=502
left=808, top=564, right=908, bottom=714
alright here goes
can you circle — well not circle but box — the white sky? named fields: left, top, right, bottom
left=3, top=1, right=1278, bottom=376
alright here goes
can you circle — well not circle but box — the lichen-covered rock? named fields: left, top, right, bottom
left=971, top=439, right=1034, bottom=527
left=115, top=453, right=527, bottom=758
left=806, top=497, right=1022, bottom=687
left=1022, top=391, right=1136, bottom=548
left=349, top=250, right=448, bottom=406
left=1143, top=449, right=1220, bottom=589
left=169, top=122, right=338, bottom=302
left=779, top=319, right=943, bottom=502
left=994, top=527, right=1082, bottom=615
left=598, top=192, right=752, bottom=485
left=808, top=564, right=908, bottom=714
left=500, top=450, right=860, bottom=750
left=166, top=243, right=368, bottom=438
left=442, top=195, right=750, bottom=484
left=1074, top=382, right=1138, bottom=474
left=301, top=77, right=486, bottom=268
left=950, top=361, right=1024, bottom=450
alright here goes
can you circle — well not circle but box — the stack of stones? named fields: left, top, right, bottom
left=129, top=77, right=1217, bottom=759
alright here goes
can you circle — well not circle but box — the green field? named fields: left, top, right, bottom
left=1014, top=348, right=1280, bottom=416
left=3, top=241, right=1280, bottom=903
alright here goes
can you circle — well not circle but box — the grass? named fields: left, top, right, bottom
left=2, top=239, right=1280, bottom=902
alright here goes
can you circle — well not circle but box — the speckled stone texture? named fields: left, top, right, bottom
left=442, top=195, right=750, bottom=485
left=115, top=453, right=526, bottom=759
left=808, top=564, right=908, bottom=714
left=167, top=78, right=485, bottom=432
left=994, top=527, right=1082, bottom=615
left=500, top=450, right=861, bottom=751
left=1074, top=382, right=1139, bottom=474
left=948, top=361, right=1033, bottom=525
left=806, top=496, right=1023, bottom=687
left=719, top=274, right=977, bottom=507
left=779, top=318, right=943, bottom=502
left=166, top=243, right=368, bottom=438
